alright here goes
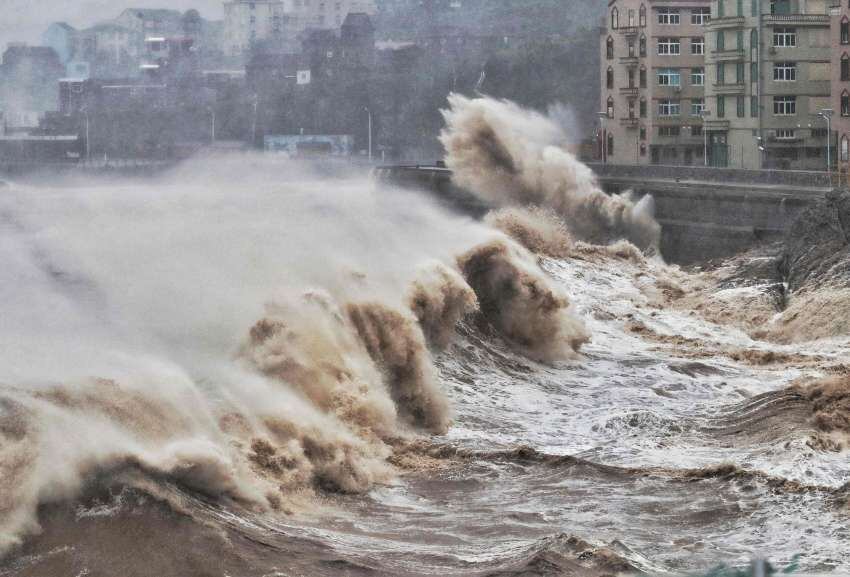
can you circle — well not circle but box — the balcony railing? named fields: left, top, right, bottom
left=708, top=16, right=746, bottom=28
left=714, top=83, right=746, bottom=94
left=619, top=117, right=640, bottom=128
left=617, top=26, right=640, bottom=36
left=711, top=48, right=745, bottom=60
left=762, top=13, right=829, bottom=25
left=619, top=86, right=639, bottom=96
left=619, top=55, right=640, bottom=65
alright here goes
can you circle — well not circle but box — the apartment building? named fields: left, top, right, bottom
left=832, top=0, right=850, bottom=169
left=599, top=0, right=711, bottom=166
left=283, top=0, right=377, bottom=31
left=705, top=0, right=831, bottom=169
left=224, top=0, right=286, bottom=57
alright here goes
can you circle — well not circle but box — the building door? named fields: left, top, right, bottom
left=684, top=148, right=693, bottom=165
left=710, top=133, right=729, bottom=167
left=651, top=146, right=660, bottom=164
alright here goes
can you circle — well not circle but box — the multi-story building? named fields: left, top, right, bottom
left=283, top=0, right=377, bottom=31
left=601, top=0, right=833, bottom=169
left=224, top=0, right=286, bottom=58
left=705, top=0, right=832, bottom=170
left=832, top=0, right=850, bottom=170
left=224, top=0, right=377, bottom=59
left=599, top=0, right=711, bottom=166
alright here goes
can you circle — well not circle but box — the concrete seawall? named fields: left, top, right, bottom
left=593, top=164, right=828, bottom=263
left=374, top=164, right=830, bottom=264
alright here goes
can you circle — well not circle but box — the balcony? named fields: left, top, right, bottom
left=617, top=26, right=640, bottom=37
left=704, top=119, right=731, bottom=130
left=619, top=86, right=639, bottom=96
left=762, top=13, right=829, bottom=26
left=619, top=117, right=640, bottom=128
left=711, top=48, right=745, bottom=61
left=714, top=83, right=746, bottom=94
left=619, top=55, right=640, bottom=66
left=708, top=16, right=746, bottom=29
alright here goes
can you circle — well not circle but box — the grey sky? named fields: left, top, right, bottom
left=1, top=0, right=224, bottom=51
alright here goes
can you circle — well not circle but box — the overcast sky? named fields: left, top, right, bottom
left=1, top=0, right=224, bottom=50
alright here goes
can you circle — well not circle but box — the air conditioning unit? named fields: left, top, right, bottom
left=674, top=85, right=682, bottom=92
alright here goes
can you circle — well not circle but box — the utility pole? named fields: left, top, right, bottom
left=597, top=112, right=608, bottom=164
left=700, top=108, right=711, bottom=166
left=364, top=106, right=372, bottom=163
left=818, top=108, right=833, bottom=182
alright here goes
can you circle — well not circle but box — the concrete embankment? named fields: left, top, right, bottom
left=374, top=164, right=832, bottom=264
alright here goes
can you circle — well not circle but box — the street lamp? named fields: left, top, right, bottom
left=817, top=108, right=833, bottom=179
left=209, top=107, right=216, bottom=143
left=363, top=106, right=373, bottom=163
left=597, top=111, right=608, bottom=164
left=80, top=106, right=90, bottom=163
left=699, top=108, right=711, bottom=167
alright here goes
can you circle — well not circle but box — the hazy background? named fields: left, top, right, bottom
left=1, top=0, right=224, bottom=48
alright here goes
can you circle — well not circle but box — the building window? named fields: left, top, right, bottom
left=640, top=126, right=647, bottom=140
left=658, top=38, right=680, bottom=55
left=607, top=96, right=615, bottom=118
left=773, top=61, right=796, bottom=81
left=692, top=125, right=703, bottom=136
left=692, top=7, right=711, bottom=24
left=629, top=40, right=635, bottom=57
left=607, top=67, right=614, bottom=89
left=640, top=98, right=647, bottom=117
left=843, top=54, right=850, bottom=81
left=658, top=8, right=680, bottom=24
left=717, top=0, right=725, bottom=18
left=736, top=62, right=745, bottom=83
left=659, top=99, right=681, bottom=116
left=717, top=95, right=726, bottom=117
left=691, top=37, right=705, bottom=54
left=607, top=36, right=614, bottom=59
left=737, top=95, right=745, bottom=117
left=842, top=135, right=849, bottom=162
left=775, top=129, right=796, bottom=139
left=737, top=29, right=744, bottom=49
left=658, top=68, right=681, bottom=86
left=773, top=27, right=796, bottom=47
left=771, top=0, right=790, bottom=14
left=752, top=0, right=758, bottom=16
left=607, top=133, right=614, bottom=155
left=691, top=67, right=705, bottom=85
left=628, top=68, right=635, bottom=87
left=629, top=99, right=636, bottom=118
left=659, top=126, right=681, bottom=136
left=773, top=95, right=796, bottom=115
left=842, top=17, right=849, bottom=44
left=751, top=95, right=759, bottom=117
left=716, top=30, right=725, bottom=51
left=612, top=7, right=619, bottom=29
left=717, top=62, right=725, bottom=84
left=629, top=9, right=636, bottom=26
left=737, top=0, right=743, bottom=16
left=640, top=66, right=647, bottom=87
left=640, top=34, right=647, bottom=56
left=691, top=98, right=706, bottom=116
left=639, top=4, right=647, bottom=27
left=842, top=91, right=850, bottom=116
left=751, top=61, right=758, bottom=83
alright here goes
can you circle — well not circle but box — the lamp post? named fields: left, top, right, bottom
left=209, top=107, right=216, bottom=143
left=597, top=111, right=608, bottom=164
left=363, top=106, right=373, bottom=163
left=699, top=108, right=711, bottom=167
left=80, top=107, right=90, bottom=163
left=251, top=93, right=259, bottom=148
left=817, top=108, right=833, bottom=180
